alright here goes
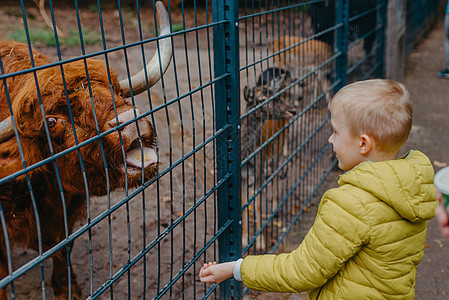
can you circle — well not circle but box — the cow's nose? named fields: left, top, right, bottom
left=108, top=109, right=150, bottom=141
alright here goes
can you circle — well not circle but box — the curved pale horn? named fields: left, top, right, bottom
left=119, top=1, right=173, bottom=98
left=0, top=116, right=14, bottom=143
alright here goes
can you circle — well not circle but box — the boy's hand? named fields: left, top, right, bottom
left=435, top=190, right=449, bottom=237
left=199, top=261, right=236, bottom=284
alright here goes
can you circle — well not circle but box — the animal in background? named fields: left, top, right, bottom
left=241, top=68, right=296, bottom=249
left=255, top=67, right=297, bottom=166
left=270, top=35, right=333, bottom=105
left=256, top=66, right=291, bottom=88
left=0, top=2, right=171, bottom=299
left=309, top=0, right=377, bottom=56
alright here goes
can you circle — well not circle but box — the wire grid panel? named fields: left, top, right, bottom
left=238, top=0, right=337, bottom=261
left=0, top=0, right=221, bottom=299
left=309, top=0, right=386, bottom=83
left=345, top=0, right=386, bottom=81
left=405, top=0, right=441, bottom=57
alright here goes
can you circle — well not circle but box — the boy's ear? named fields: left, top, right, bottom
left=359, top=134, right=373, bottom=155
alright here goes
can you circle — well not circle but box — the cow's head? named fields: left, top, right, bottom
left=0, top=1, right=172, bottom=196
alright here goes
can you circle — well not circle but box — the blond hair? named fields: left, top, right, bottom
left=329, top=79, right=413, bottom=153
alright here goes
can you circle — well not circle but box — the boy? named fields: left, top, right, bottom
left=199, top=79, right=437, bottom=299
left=438, top=0, right=449, bottom=79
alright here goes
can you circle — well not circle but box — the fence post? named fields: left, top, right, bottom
left=385, top=0, right=406, bottom=81
left=213, top=0, right=241, bottom=298
left=336, top=0, right=349, bottom=90
left=376, top=0, right=389, bottom=78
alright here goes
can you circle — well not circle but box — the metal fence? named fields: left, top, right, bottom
left=405, top=0, right=443, bottom=56
left=0, top=0, right=439, bottom=299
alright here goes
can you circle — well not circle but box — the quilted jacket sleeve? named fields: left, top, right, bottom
left=240, top=187, right=371, bottom=293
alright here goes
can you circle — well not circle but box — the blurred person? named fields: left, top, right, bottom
left=435, top=190, right=449, bottom=237
left=438, top=0, right=449, bottom=78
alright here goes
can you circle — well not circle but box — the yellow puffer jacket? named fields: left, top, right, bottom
left=240, top=150, right=437, bottom=299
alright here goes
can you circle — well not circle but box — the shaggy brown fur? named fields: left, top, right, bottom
left=0, top=40, right=158, bottom=299
left=271, top=35, right=333, bottom=69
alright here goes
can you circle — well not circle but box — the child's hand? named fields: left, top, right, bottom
left=199, top=261, right=236, bottom=284
left=435, top=190, right=449, bottom=237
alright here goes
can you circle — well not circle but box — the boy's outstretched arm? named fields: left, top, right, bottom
left=199, top=261, right=236, bottom=283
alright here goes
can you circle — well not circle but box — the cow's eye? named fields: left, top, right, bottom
left=47, top=117, right=57, bottom=128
